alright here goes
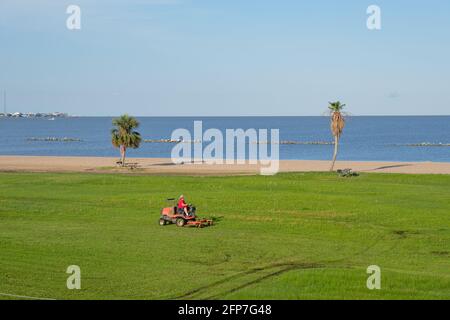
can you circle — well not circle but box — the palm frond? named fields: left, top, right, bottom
left=328, top=101, right=346, bottom=138
left=111, top=115, right=141, bottom=149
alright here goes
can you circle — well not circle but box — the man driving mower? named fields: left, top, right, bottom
left=177, top=195, right=190, bottom=216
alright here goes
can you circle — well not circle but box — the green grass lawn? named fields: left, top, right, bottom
left=0, top=172, right=449, bottom=300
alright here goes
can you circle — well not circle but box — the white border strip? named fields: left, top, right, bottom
left=0, top=292, right=56, bottom=300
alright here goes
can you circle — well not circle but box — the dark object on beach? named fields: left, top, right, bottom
left=337, top=168, right=359, bottom=177
left=116, top=160, right=139, bottom=170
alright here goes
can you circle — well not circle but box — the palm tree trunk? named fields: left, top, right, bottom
left=330, top=136, right=339, bottom=171
left=121, top=146, right=126, bottom=167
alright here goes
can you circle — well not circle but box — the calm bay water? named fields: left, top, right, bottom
left=0, top=116, right=449, bottom=162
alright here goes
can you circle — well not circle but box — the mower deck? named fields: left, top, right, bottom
left=185, top=219, right=214, bottom=228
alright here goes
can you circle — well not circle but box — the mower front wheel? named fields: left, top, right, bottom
left=176, top=218, right=186, bottom=228
left=159, top=218, right=167, bottom=226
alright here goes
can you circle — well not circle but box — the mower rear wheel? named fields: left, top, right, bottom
left=159, top=218, right=167, bottom=226
left=176, top=218, right=186, bottom=227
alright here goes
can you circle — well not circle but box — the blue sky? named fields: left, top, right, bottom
left=0, top=0, right=449, bottom=116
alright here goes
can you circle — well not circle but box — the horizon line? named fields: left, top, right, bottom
left=66, top=114, right=450, bottom=117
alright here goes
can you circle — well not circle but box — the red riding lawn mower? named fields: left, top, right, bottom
left=159, top=198, right=213, bottom=228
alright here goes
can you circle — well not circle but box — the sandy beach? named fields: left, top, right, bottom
left=0, top=156, right=449, bottom=175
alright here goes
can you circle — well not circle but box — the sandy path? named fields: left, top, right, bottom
left=0, top=156, right=449, bottom=175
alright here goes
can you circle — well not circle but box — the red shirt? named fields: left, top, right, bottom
left=178, top=198, right=187, bottom=209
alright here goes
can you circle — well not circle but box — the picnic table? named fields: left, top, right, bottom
left=116, top=161, right=140, bottom=170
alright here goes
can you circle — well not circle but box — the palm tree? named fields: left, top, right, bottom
left=111, top=114, right=142, bottom=166
left=328, top=101, right=346, bottom=171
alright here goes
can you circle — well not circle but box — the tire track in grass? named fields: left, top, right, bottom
left=170, top=262, right=323, bottom=300
left=171, top=233, right=389, bottom=300
left=203, top=263, right=327, bottom=300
